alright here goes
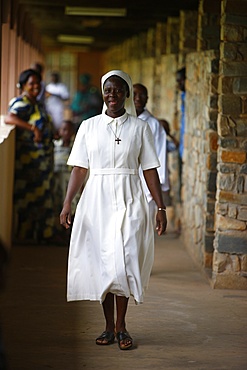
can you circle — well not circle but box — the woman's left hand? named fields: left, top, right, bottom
left=33, top=126, right=43, bottom=142
left=156, top=210, right=167, bottom=236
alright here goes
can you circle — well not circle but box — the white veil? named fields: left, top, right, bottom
left=101, top=70, right=136, bottom=117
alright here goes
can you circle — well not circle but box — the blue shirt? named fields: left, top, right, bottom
left=179, top=91, right=186, bottom=159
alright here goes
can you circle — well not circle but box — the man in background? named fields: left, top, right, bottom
left=45, top=71, right=70, bottom=137
left=133, top=83, right=167, bottom=224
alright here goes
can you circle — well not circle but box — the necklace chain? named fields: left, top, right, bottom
left=108, top=122, right=123, bottom=144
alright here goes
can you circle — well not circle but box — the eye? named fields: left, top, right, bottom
left=103, top=87, right=124, bottom=94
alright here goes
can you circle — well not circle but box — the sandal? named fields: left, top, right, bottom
left=96, top=331, right=115, bottom=345
left=116, top=331, right=133, bottom=350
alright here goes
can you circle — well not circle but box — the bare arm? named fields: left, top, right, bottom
left=5, top=112, right=42, bottom=142
left=60, top=166, right=88, bottom=229
left=143, top=168, right=167, bottom=236
left=168, top=133, right=179, bottom=148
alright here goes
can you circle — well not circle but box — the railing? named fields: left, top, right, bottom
left=0, top=115, right=15, bottom=144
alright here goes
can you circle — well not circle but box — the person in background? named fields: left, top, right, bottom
left=30, top=61, right=46, bottom=105
left=45, top=71, right=70, bottom=137
left=4, top=68, right=55, bottom=244
left=175, top=67, right=186, bottom=234
left=159, top=119, right=179, bottom=153
left=176, top=67, right=186, bottom=168
left=70, top=73, right=103, bottom=131
left=159, top=118, right=179, bottom=232
left=60, top=70, right=167, bottom=351
left=133, top=83, right=167, bottom=225
left=53, top=120, right=80, bottom=238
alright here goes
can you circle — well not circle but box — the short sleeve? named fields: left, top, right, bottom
left=8, top=96, right=34, bottom=123
left=139, top=121, right=160, bottom=170
left=8, top=97, right=27, bottom=115
left=67, top=124, right=89, bottom=168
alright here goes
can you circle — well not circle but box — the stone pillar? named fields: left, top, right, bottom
left=213, top=0, right=247, bottom=289
left=153, top=23, right=167, bottom=117
left=183, top=50, right=219, bottom=268
left=197, top=0, right=221, bottom=51
left=179, top=10, right=198, bottom=66
left=166, top=17, right=179, bottom=55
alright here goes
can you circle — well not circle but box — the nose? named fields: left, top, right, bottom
left=109, top=88, right=118, bottom=97
left=134, top=93, right=141, bottom=101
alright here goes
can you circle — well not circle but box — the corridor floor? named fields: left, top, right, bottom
left=0, top=232, right=246, bottom=370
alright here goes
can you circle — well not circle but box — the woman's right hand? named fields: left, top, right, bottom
left=60, top=203, right=72, bottom=229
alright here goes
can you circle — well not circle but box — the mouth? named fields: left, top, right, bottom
left=108, top=100, right=118, bottom=106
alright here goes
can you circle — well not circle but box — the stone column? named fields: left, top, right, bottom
left=213, top=0, right=247, bottom=289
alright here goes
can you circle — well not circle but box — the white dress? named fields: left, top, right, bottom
left=45, top=82, right=70, bottom=131
left=138, top=109, right=168, bottom=202
left=67, top=111, right=160, bottom=304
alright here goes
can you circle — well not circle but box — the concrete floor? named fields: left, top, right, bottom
left=0, top=232, right=247, bottom=370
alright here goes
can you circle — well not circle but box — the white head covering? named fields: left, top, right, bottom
left=101, top=70, right=136, bottom=117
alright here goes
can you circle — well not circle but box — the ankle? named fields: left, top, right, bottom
left=116, top=322, right=126, bottom=333
left=105, top=321, right=115, bottom=332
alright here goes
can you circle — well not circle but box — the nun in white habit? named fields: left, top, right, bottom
left=60, top=70, right=167, bottom=350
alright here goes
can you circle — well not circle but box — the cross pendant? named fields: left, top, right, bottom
left=115, top=138, right=121, bottom=144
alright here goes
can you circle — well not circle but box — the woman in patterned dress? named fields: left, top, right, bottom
left=5, top=69, right=55, bottom=244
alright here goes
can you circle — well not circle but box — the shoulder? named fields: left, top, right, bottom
left=84, top=113, right=102, bottom=124
left=76, top=114, right=102, bottom=131
left=127, top=114, right=152, bottom=136
left=8, top=95, right=31, bottom=111
left=145, top=110, right=159, bottom=125
left=45, top=83, right=56, bottom=94
left=128, top=114, right=148, bottom=126
left=9, top=95, right=24, bottom=105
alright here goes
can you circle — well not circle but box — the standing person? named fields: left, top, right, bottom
left=159, top=118, right=179, bottom=201
left=175, top=67, right=186, bottom=234
left=176, top=67, right=186, bottom=167
left=159, top=119, right=179, bottom=232
left=4, top=68, right=55, bottom=244
left=60, top=70, right=167, bottom=350
left=70, top=73, right=103, bottom=130
left=45, top=71, right=70, bottom=137
left=133, top=83, right=167, bottom=224
left=53, top=120, right=80, bottom=237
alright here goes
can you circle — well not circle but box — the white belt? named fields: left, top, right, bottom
left=90, top=168, right=138, bottom=175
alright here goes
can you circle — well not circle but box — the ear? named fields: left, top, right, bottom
left=126, top=90, right=130, bottom=98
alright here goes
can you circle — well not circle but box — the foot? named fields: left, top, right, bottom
left=96, top=331, right=115, bottom=345
left=116, top=331, right=133, bottom=350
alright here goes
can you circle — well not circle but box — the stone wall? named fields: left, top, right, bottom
left=212, top=0, right=247, bottom=289
left=183, top=50, right=219, bottom=268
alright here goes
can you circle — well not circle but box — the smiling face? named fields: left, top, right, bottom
left=22, top=74, right=41, bottom=101
left=133, top=84, right=148, bottom=116
left=103, top=76, right=129, bottom=118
